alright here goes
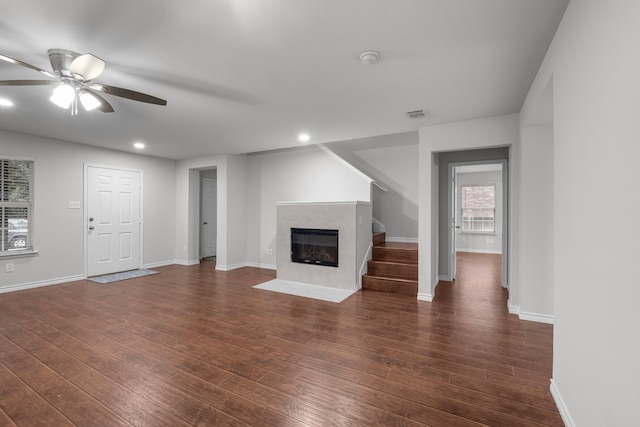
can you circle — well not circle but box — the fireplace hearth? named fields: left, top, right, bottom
left=291, top=228, right=338, bottom=267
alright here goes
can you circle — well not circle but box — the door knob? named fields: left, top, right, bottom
left=203, top=221, right=208, bottom=225
left=89, top=226, right=95, bottom=230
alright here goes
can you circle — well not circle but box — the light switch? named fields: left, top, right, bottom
left=68, top=201, right=81, bottom=209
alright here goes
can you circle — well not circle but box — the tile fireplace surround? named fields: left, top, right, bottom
left=276, top=201, right=372, bottom=290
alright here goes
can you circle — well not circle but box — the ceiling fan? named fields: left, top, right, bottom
left=0, top=49, right=167, bottom=114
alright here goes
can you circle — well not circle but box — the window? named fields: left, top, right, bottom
left=1, top=158, right=34, bottom=254
left=461, top=184, right=495, bottom=233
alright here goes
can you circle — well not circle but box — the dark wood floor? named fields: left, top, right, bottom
left=0, top=253, right=561, bottom=426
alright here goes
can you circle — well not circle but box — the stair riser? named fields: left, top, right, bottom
left=372, top=232, right=386, bottom=246
left=372, top=249, right=418, bottom=264
left=362, top=276, right=418, bottom=296
left=367, top=261, right=417, bottom=280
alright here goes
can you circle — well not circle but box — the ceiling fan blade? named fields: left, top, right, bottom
left=90, top=83, right=167, bottom=106
left=85, top=89, right=114, bottom=113
left=0, top=79, right=57, bottom=86
left=0, top=53, right=57, bottom=78
left=70, top=53, right=105, bottom=81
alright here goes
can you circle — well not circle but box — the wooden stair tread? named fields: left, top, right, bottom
left=363, top=275, right=417, bottom=284
left=368, top=260, right=417, bottom=267
left=374, top=241, right=418, bottom=250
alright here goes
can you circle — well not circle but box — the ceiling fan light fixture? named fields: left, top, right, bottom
left=70, top=53, right=105, bottom=81
left=80, top=91, right=100, bottom=111
left=50, top=84, right=75, bottom=109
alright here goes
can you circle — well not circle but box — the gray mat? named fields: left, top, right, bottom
left=89, top=269, right=158, bottom=284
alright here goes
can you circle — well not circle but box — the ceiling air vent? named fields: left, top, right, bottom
left=406, top=109, right=427, bottom=119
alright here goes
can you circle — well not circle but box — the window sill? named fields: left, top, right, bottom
left=460, top=232, right=497, bottom=236
left=0, top=250, right=39, bottom=260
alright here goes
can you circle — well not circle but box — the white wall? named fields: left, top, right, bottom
left=418, top=114, right=519, bottom=300
left=521, top=1, right=640, bottom=424
left=325, top=132, right=419, bottom=241
left=276, top=201, right=371, bottom=289
left=518, top=125, right=554, bottom=323
left=455, top=170, right=503, bottom=254
left=245, top=146, right=372, bottom=269
left=0, top=130, right=176, bottom=293
left=175, top=154, right=248, bottom=271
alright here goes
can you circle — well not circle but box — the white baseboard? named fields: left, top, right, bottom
left=550, top=379, right=575, bottom=427
left=245, top=262, right=277, bottom=270
left=215, top=262, right=250, bottom=271
left=519, top=311, right=554, bottom=324
left=439, top=274, right=453, bottom=281
left=0, top=274, right=84, bottom=294
left=385, top=237, right=418, bottom=243
left=174, top=259, right=200, bottom=266
left=142, top=260, right=177, bottom=269
left=456, top=248, right=502, bottom=254
left=417, top=277, right=439, bottom=301
left=507, top=301, right=554, bottom=324
left=417, top=292, right=433, bottom=302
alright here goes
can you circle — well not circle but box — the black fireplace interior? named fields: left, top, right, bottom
left=291, top=228, right=338, bottom=267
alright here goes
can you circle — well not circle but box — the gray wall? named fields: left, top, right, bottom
left=0, top=129, right=177, bottom=293
left=245, top=145, right=372, bottom=269
left=325, top=131, right=419, bottom=241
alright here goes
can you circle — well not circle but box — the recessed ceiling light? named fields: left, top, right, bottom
left=134, top=142, right=145, bottom=149
left=298, top=133, right=310, bottom=142
left=0, top=98, right=14, bottom=107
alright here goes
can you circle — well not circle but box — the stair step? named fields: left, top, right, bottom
left=372, top=232, right=386, bottom=246
left=372, top=246, right=418, bottom=264
left=367, top=260, right=417, bottom=280
left=362, top=275, right=418, bottom=296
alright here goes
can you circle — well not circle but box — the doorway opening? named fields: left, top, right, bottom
left=436, top=147, right=510, bottom=302
left=448, top=161, right=507, bottom=288
left=200, top=169, right=217, bottom=261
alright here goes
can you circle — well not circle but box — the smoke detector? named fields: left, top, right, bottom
left=359, top=50, right=380, bottom=65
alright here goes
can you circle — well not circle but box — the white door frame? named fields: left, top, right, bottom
left=200, top=177, right=217, bottom=258
left=84, top=163, right=143, bottom=278
left=447, top=159, right=508, bottom=287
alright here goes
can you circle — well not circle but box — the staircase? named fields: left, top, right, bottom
left=362, top=232, right=418, bottom=296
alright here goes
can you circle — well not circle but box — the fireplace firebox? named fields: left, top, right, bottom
left=290, top=228, right=338, bottom=267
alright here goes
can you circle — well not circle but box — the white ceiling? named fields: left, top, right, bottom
left=0, top=0, right=568, bottom=160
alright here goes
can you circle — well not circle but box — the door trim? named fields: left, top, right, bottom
left=446, top=159, right=508, bottom=288
left=84, top=163, right=144, bottom=278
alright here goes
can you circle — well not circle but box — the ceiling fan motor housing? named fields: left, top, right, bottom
left=48, top=49, right=80, bottom=78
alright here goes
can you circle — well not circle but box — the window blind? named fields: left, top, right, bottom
left=0, top=158, right=34, bottom=253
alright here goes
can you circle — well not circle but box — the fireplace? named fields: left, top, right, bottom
left=291, top=228, right=338, bottom=267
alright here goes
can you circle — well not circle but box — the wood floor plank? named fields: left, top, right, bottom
left=0, top=255, right=562, bottom=426
left=0, top=363, right=75, bottom=427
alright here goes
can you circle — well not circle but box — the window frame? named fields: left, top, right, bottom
left=0, top=155, right=36, bottom=257
left=460, top=183, right=496, bottom=234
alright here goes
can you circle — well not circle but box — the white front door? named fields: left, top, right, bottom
left=200, top=178, right=217, bottom=258
left=87, top=166, right=141, bottom=277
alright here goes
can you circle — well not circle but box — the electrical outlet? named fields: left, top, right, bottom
left=5, top=263, right=14, bottom=273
